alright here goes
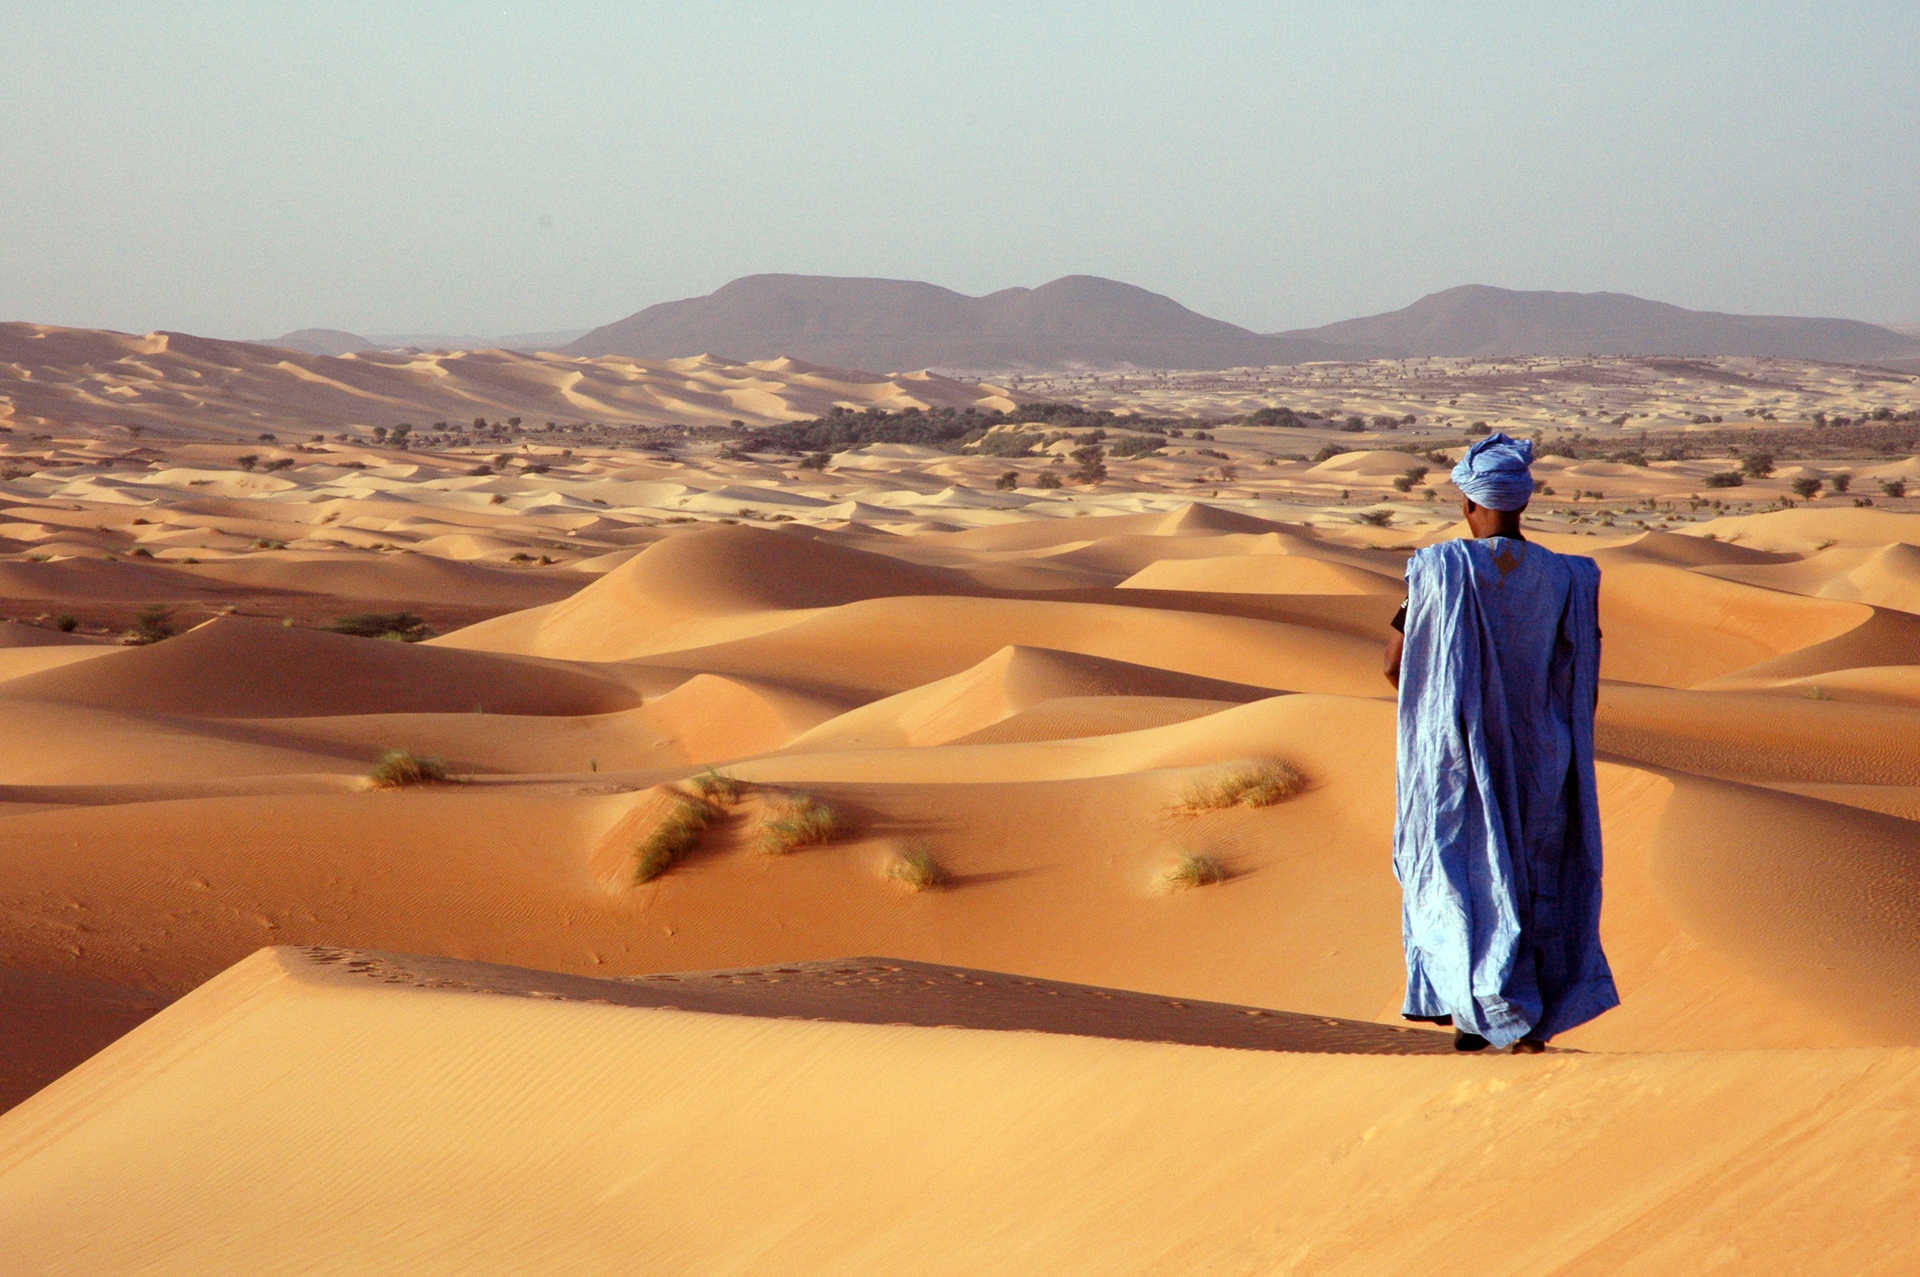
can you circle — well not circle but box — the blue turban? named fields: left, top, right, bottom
left=1450, top=432, right=1535, bottom=511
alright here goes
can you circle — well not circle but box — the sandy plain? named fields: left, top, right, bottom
left=0, top=334, right=1916, bottom=1272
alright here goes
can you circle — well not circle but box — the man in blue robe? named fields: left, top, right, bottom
left=1382, top=433, right=1619, bottom=1052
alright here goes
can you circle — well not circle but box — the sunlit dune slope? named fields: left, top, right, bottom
left=787, top=644, right=1277, bottom=750
left=1, top=946, right=1913, bottom=1275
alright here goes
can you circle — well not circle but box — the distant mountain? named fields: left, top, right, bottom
left=272, top=281, right=1919, bottom=369
left=1274, top=285, right=1920, bottom=362
left=565, top=273, right=1350, bottom=370
left=268, top=328, right=374, bottom=356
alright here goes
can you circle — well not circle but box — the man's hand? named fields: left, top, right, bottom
left=1384, top=628, right=1404, bottom=688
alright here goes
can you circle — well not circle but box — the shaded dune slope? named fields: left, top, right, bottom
left=0, top=615, right=635, bottom=717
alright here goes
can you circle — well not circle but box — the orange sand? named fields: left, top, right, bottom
left=1, top=343, right=1916, bottom=1267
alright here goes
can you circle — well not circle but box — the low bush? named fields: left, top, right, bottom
left=885, top=844, right=947, bottom=891
left=132, top=605, right=174, bottom=645
left=1178, top=760, right=1306, bottom=811
left=634, top=796, right=713, bottom=883
left=368, top=750, right=450, bottom=788
left=689, top=768, right=743, bottom=805
left=329, top=611, right=431, bottom=642
left=1163, top=853, right=1228, bottom=889
left=760, top=793, right=844, bottom=853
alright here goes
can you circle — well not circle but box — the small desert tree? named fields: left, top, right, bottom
left=1070, top=443, right=1107, bottom=485
left=132, top=605, right=174, bottom=645
left=1790, top=476, right=1821, bottom=500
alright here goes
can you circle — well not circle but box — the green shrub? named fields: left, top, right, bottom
left=132, top=605, right=174, bottom=645
left=886, top=844, right=947, bottom=891
left=635, top=797, right=713, bottom=883
left=760, top=793, right=844, bottom=854
left=1164, top=853, right=1228, bottom=889
left=368, top=750, right=450, bottom=788
left=689, top=768, right=743, bottom=805
left=1178, top=761, right=1306, bottom=811
left=1108, top=434, right=1166, bottom=459
left=329, top=611, right=431, bottom=642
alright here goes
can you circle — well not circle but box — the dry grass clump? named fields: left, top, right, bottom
left=634, top=796, right=714, bottom=884
left=689, top=768, right=743, bottom=805
left=759, top=793, right=844, bottom=854
left=1176, top=760, right=1306, bottom=812
left=367, top=749, right=451, bottom=789
left=885, top=844, right=948, bottom=892
left=1163, top=852, right=1228, bottom=890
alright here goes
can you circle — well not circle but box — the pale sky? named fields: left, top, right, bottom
left=5, top=1, right=1917, bottom=339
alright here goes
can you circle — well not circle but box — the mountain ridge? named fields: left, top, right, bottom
left=218, top=277, right=1920, bottom=369
left=564, top=273, right=1351, bottom=370
left=1274, top=283, right=1920, bottom=362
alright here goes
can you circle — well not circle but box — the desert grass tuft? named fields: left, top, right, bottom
left=1176, top=760, right=1306, bottom=812
left=759, top=793, right=844, bottom=854
left=885, top=844, right=948, bottom=891
left=1163, top=852, right=1228, bottom=890
left=367, top=749, right=451, bottom=789
left=634, top=796, right=713, bottom=884
left=689, top=767, right=744, bottom=805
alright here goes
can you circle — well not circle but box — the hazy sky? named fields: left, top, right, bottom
left=6, top=1, right=1917, bottom=338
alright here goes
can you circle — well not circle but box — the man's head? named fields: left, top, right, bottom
left=1459, top=494, right=1523, bottom=538
left=1451, top=432, right=1534, bottom=528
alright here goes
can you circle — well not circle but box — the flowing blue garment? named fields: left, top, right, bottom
left=1394, top=537, right=1618, bottom=1046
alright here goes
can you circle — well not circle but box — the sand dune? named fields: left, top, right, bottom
left=0, top=321, right=1018, bottom=437
left=1120, top=551, right=1404, bottom=595
left=4, top=358, right=1919, bottom=1266
left=0, top=615, right=637, bottom=717
left=788, top=644, right=1277, bottom=751
left=1, top=946, right=1913, bottom=1274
